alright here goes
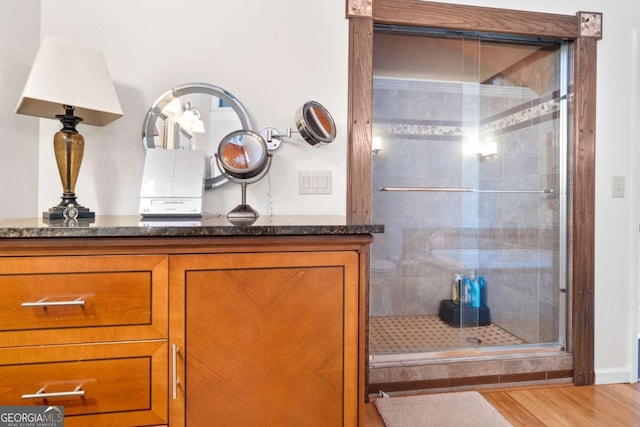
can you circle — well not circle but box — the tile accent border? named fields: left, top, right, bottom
left=374, top=91, right=565, bottom=140
left=368, top=352, right=574, bottom=394
left=481, top=93, right=566, bottom=137
left=374, top=121, right=463, bottom=140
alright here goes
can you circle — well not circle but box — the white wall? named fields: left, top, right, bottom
left=3, top=0, right=639, bottom=385
left=631, top=28, right=640, bottom=382
left=36, top=0, right=349, bottom=218
left=0, top=1, right=40, bottom=218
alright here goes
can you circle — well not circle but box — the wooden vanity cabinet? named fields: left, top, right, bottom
left=0, top=234, right=371, bottom=427
left=169, top=248, right=366, bottom=426
left=0, top=254, right=169, bottom=427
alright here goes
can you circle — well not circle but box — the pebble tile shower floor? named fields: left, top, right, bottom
left=370, top=315, right=525, bottom=354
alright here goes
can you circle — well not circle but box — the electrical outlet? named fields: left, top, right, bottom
left=299, top=171, right=332, bottom=194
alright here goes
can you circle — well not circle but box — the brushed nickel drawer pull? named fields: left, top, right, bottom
left=22, top=298, right=86, bottom=308
left=22, top=385, right=85, bottom=400
left=172, top=344, right=179, bottom=400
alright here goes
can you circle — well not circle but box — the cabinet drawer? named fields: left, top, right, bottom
left=0, top=255, right=168, bottom=346
left=0, top=341, right=167, bottom=427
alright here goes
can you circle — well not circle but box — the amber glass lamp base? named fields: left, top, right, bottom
left=43, top=106, right=95, bottom=221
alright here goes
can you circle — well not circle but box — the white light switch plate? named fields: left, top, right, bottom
left=612, top=175, right=625, bottom=198
left=299, top=170, right=332, bottom=194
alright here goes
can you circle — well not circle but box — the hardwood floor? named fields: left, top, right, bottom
left=364, top=383, right=640, bottom=426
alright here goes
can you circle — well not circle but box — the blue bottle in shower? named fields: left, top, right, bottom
left=478, top=276, right=486, bottom=306
left=470, top=276, right=480, bottom=308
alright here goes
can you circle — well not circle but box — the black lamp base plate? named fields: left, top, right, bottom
left=43, top=205, right=95, bottom=220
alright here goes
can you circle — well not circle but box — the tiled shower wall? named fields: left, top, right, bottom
left=370, top=48, right=564, bottom=344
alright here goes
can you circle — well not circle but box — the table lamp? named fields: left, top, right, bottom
left=15, top=35, right=123, bottom=220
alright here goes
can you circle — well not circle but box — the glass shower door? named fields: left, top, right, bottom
left=369, top=27, right=568, bottom=358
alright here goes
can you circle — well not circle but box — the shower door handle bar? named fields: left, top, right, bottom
left=380, top=186, right=473, bottom=192
left=379, top=186, right=554, bottom=194
left=475, top=189, right=554, bottom=194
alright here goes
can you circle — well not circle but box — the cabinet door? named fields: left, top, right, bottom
left=169, top=251, right=360, bottom=427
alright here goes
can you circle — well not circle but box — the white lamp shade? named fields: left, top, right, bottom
left=15, top=35, right=123, bottom=126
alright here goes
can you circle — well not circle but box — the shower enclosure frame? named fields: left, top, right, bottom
left=345, top=0, right=601, bottom=387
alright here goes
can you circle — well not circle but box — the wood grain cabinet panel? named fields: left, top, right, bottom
left=169, top=251, right=363, bottom=427
left=0, top=255, right=168, bottom=347
left=0, top=254, right=170, bottom=426
left=0, top=341, right=168, bottom=427
left=0, top=234, right=372, bottom=427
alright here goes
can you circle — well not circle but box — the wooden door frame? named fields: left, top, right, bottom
left=345, top=0, right=601, bottom=386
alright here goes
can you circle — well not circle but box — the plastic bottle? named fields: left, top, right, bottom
left=478, top=276, right=486, bottom=307
left=469, top=274, right=480, bottom=308
left=452, top=274, right=461, bottom=304
left=461, top=277, right=471, bottom=305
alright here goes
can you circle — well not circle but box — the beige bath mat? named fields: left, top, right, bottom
left=374, top=391, right=513, bottom=427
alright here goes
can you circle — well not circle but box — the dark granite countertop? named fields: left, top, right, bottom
left=0, top=215, right=383, bottom=238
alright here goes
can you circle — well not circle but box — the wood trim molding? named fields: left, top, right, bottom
left=346, top=0, right=373, bottom=18
left=373, top=0, right=579, bottom=38
left=346, top=0, right=600, bottom=386
left=572, top=36, right=597, bottom=385
left=347, top=16, right=373, bottom=224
